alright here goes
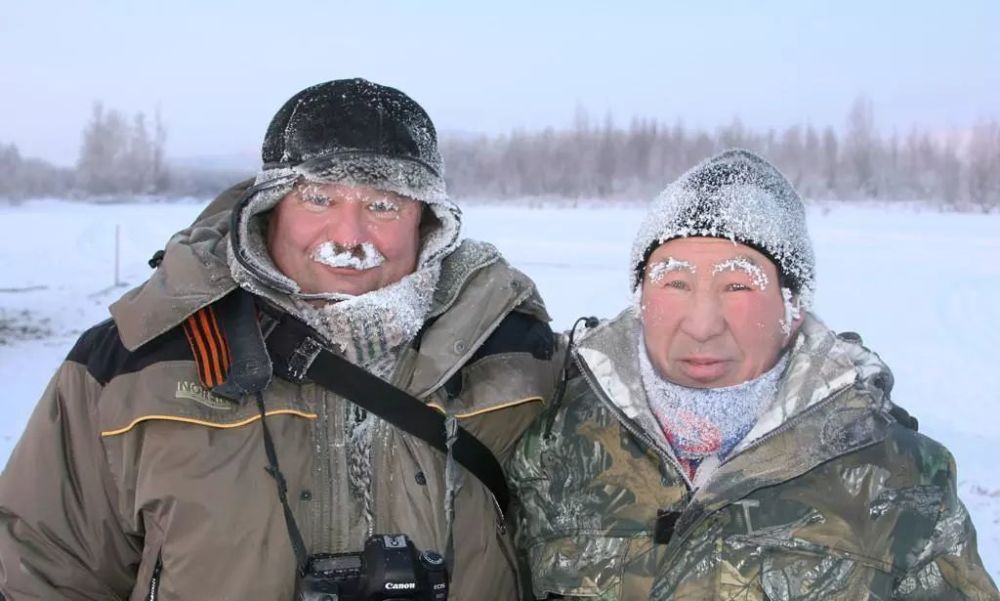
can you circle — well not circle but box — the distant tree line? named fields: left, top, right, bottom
left=74, top=103, right=169, bottom=195
left=441, top=96, right=1000, bottom=212
left=1, top=102, right=250, bottom=201
left=2, top=96, right=998, bottom=211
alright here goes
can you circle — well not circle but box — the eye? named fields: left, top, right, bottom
left=299, top=189, right=332, bottom=209
left=663, top=279, right=690, bottom=291
left=367, top=197, right=401, bottom=214
left=725, top=282, right=752, bottom=292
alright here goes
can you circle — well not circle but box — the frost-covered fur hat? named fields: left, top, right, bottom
left=631, top=149, right=815, bottom=306
left=229, top=78, right=461, bottom=299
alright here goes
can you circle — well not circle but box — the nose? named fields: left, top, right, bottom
left=678, top=291, right=726, bottom=342
left=322, top=201, right=368, bottom=246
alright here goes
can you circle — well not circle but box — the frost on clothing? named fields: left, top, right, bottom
left=780, top=286, right=803, bottom=336
left=638, top=332, right=787, bottom=479
left=630, top=148, right=816, bottom=309
left=261, top=78, right=448, bottom=205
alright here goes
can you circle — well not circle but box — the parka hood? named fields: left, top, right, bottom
left=227, top=168, right=461, bottom=304
left=572, top=309, right=896, bottom=495
left=109, top=181, right=534, bottom=373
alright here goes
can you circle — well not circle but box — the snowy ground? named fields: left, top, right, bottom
left=1, top=199, right=998, bottom=579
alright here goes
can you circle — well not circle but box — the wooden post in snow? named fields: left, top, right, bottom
left=114, top=224, right=121, bottom=287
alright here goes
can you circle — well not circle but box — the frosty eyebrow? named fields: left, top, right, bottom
left=648, top=257, right=696, bottom=283
left=712, top=255, right=769, bottom=290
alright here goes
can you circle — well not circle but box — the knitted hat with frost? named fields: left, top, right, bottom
left=631, top=149, right=815, bottom=307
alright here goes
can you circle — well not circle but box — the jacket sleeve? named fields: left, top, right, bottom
left=0, top=362, right=139, bottom=600
left=893, top=450, right=998, bottom=600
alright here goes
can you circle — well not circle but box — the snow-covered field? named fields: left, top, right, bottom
left=1, top=199, right=998, bottom=579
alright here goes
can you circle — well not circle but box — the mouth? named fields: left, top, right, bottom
left=677, top=356, right=731, bottom=382
left=316, top=264, right=373, bottom=275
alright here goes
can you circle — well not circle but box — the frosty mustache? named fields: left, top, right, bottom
left=310, top=241, right=386, bottom=270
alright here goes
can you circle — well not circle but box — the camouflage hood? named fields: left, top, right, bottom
left=572, top=308, right=894, bottom=489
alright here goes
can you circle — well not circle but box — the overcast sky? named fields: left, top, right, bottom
left=2, top=0, right=998, bottom=167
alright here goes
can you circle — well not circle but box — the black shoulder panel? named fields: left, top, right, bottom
left=471, top=310, right=555, bottom=363
left=66, top=319, right=192, bottom=386
left=443, top=311, right=555, bottom=398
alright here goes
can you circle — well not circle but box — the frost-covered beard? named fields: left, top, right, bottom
left=638, top=332, right=788, bottom=465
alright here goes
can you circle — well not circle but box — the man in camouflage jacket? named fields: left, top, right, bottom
left=510, top=150, right=997, bottom=600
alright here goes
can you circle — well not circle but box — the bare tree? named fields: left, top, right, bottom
left=844, top=95, right=878, bottom=197
left=967, top=120, right=1000, bottom=212
left=75, top=102, right=170, bottom=196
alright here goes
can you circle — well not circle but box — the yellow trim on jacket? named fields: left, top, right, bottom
left=100, top=409, right=319, bottom=437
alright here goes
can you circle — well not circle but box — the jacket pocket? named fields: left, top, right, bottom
left=526, top=536, right=629, bottom=599
left=747, top=541, right=897, bottom=600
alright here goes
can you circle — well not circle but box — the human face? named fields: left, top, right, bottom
left=639, top=237, right=802, bottom=388
left=267, top=182, right=423, bottom=296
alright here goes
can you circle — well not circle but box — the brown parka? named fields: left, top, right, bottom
left=0, top=182, right=559, bottom=600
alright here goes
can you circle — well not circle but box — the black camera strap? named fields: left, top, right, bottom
left=264, top=312, right=512, bottom=518
left=254, top=390, right=310, bottom=576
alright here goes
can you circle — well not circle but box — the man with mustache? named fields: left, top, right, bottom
left=0, top=79, right=559, bottom=600
left=510, top=149, right=997, bottom=599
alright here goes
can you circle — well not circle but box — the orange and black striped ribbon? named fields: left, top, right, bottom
left=181, top=304, right=231, bottom=389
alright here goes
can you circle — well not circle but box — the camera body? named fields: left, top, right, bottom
left=297, top=533, right=448, bottom=601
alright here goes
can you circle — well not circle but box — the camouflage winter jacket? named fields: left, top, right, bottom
left=510, top=309, right=998, bottom=600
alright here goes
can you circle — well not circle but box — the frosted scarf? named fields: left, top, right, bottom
left=638, top=335, right=788, bottom=471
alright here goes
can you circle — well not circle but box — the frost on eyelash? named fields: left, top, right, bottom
left=648, top=257, right=696, bottom=283
left=300, top=184, right=402, bottom=212
left=311, top=241, right=386, bottom=270
left=712, top=256, right=769, bottom=290
left=779, top=286, right=802, bottom=336
left=369, top=198, right=402, bottom=218
left=370, top=198, right=400, bottom=210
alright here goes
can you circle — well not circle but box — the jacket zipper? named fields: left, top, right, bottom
left=575, top=352, right=715, bottom=570
left=146, top=554, right=162, bottom=601
left=573, top=352, right=692, bottom=489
